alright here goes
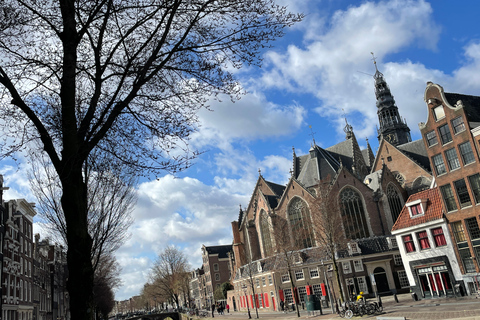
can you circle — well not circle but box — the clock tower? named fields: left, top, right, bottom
left=372, top=54, right=411, bottom=146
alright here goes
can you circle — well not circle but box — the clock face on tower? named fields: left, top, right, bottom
left=385, top=133, right=397, bottom=143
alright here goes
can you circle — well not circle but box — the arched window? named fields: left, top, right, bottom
left=340, top=188, right=370, bottom=239
left=387, top=184, right=403, bottom=224
left=260, top=210, right=273, bottom=257
left=287, top=197, right=315, bottom=249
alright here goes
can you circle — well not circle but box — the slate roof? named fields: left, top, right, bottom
left=355, top=236, right=392, bottom=255
left=296, top=146, right=340, bottom=188
left=205, top=245, right=233, bottom=258
left=265, top=181, right=286, bottom=197
left=396, top=139, right=431, bottom=173
left=326, top=139, right=355, bottom=170
left=444, top=92, right=480, bottom=128
left=265, top=194, right=279, bottom=209
left=391, top=187, right=443, bottom=232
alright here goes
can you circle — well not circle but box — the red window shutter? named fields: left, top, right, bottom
left=264, top=293, right=269, bottom=307
left=279, top=289, right=284, bottom=301
left=249, top=295, right=253, bottom=308
left=255, top=294, right=259, bottom=308
left=306, top=285, right=311, bottom=295
left=321, top=283, right=327, bottom=296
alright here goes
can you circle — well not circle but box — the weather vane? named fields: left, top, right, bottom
left=309, top=125, right=316, bottom=146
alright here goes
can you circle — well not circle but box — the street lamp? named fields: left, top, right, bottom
left=241, top=284, right=251, bottom=319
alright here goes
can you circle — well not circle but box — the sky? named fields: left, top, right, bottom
left=2, top=0, right=480, bottom=301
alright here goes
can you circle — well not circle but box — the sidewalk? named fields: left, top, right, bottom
left=216, top=293, right=480, bottom=320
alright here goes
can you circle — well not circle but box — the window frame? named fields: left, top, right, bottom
left=438, top=123, right=452, bottom=145
left=468, top=173, right=480, bottom=204
left=440, top=184, right=458, bottom=212
left=416, top=230, right=431, bottom=250
left=459, top=142, right=475, bottom=165
left=432, top=153, right=447, bottom=175
left=454, top=178, right=472, bottom=208
left=403, top=234, right=416, bottom=253
left=432, top=227, right=447, bottom=247
left=445, top=148, right=460, bottom=171
left=295, top=269, right=304, bottom=281
left=452, top=116, right=466, bottom=134
left=353, top=260, right=364, bottom=272
left=425, top=130, right=438, bottom=147
left=309, top=267, right=319, bottom=278
left=433, top=105, right=445, bottom=121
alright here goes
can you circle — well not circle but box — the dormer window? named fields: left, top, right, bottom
left=406, top=199, right=427, bottom=218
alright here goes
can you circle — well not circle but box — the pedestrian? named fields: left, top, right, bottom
left=211, top=304, right=215, bottom=318
left=280, top=300, right=285, bottom=313
left=226, top=304, right=230, bottom=314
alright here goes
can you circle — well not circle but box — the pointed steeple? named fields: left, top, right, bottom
left=371, top=52, right=411, bottom=146
left=366, top=138, right=375, bottom=169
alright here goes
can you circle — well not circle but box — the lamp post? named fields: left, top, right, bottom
left=242, top=284, right=251, bottom=319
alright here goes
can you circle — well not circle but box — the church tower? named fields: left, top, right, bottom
left=372, top=54, right=411, bottom=146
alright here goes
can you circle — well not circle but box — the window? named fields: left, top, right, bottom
left=387, top=184, right=403, bottom=224
left=452, top=116, right=466, bottom=134
left=309, top=267, right=319, bottom=278
left=394, top=254, right=403, bottom=265
left=391, top=237, right=398, bottom=248
left=288, top=197, right=315, bottom=249
left=410, top=204, right=423, bottom=216
left=268, top=275, right=273, bottom=285
left=417, top=231, right=431, bottom=250
left=343, top=262, right=352, bottom=274
left=284, top=288, right=293, bottom=304
left=262, top=277, right=266, bottom=286
left=451, top=221, right=467, bottom=243
left=425, top=130, right=438, bottom=147
left=257, top=293, right=263, bottom=308
left=432, top=227, right=447, bottom=247
left=403, top=235, right=415, bottom=253
left=260, top=210, right=273, bottom=257
left=256, top=279, right=260, bottom=287
left=465, top=217, right=480, bottom=240
left=438, top=124, right=452, bottom=144
left=215, top=273, right=220, bottom=281
left=454, top=179, right=472, bottom=208
left=445, top=148, right=460, bottom=171
left=469, top=174, right=480, bottom=204
left=459, top=142, right=475, bottom=165
left=281, top=273, right=290, bottom=283
left=213, top=263, right=219, bottom=271
left=295, top=269, right=304, bottom=281
left=353, top=260, right=364, bottom=272
left=459, top=247, right=476, bottom=273
left=440, top=184, right=457, bottom=212
left=340, top=188, right=370, bottom=239
left=432, top=154, right=446, bottom=175
left=433, top=105, right=445, bottom=120
left=357, top=276, right=368, bottom=294
left=397, top=271, right=409, bottom=288
left=312, top=284, right=323, bottom=297
left=298, top=287, right=307, bottom=303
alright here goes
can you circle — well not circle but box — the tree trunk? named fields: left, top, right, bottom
left=62, top=170, right=94, bottom=320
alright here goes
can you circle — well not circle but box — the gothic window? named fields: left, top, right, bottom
left=260, top=210, right=273, bottom=257
left=386, top=184, right=403, bottom=224
left=392, top=172, right=405, bottom=186
left=340, top=188, right=370, bottom=239
left=287, top=197, right=315, bottom=249
left=412, top=176, right=431, bottom=193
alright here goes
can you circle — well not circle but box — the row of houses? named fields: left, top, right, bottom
left=0, top=176, right=69, bottom=320
left=190, top=63, right=480, bottom=312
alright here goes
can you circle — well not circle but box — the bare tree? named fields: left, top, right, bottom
left=0, top=1, right=302, bottom=319
left=272, top=216, right=312, bottom=318
left=93, top=253, right=121, bottom=320
left=311, top=180, right=348, bottom=306
left=28, top=148, right=136, bottom=272
left=150, top=246, right=191, bottom=309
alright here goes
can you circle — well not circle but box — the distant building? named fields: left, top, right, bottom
left=201, top=245, right=232, bottom=306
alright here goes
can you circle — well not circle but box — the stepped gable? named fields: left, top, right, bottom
left=396, top=139, right=431, bottom=173
left=392, top=187, right=442, bottom=232
left=205, top=244, right=233, bottom=258
left=296, top=145, right=340, bottom=188
left=444, top=92, right=480, bottom=127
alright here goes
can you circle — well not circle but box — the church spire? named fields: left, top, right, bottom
left=371, top=52, right=411, bottom=146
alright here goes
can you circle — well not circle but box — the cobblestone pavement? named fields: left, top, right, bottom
left=206, top=293, right=480, bottom=320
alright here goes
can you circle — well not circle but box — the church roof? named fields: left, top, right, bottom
left=265, top=181, right=286, bottom=197
left=204, top=244, right=233, bottom=258
left=296, top=145, right=340, bottom=188
left=396, top=139, right=431, bottom=173
left=391, top=188, right=443, bottom=232
left=444, top=92, right=480, bottom=127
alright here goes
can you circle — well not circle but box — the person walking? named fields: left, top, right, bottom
left=280, top=300, right=285, bottom=313
left=226, top=304, right=230, bottom=314
left=211, top=304, right=215, bottom=318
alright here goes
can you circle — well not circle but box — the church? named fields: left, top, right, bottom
left=225, top=61, right=431, bottom=312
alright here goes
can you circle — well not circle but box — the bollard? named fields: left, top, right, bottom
left=393, top=293, right=399, bottom=303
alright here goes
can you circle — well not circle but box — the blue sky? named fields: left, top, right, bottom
left=2, top=0, right=480, bottom=300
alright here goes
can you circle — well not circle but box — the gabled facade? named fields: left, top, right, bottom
left=392, top=188, right=462, bottom=299
left=419, top=82, right=480, bottom=295
left=199, top=244, right=232, bottom=307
